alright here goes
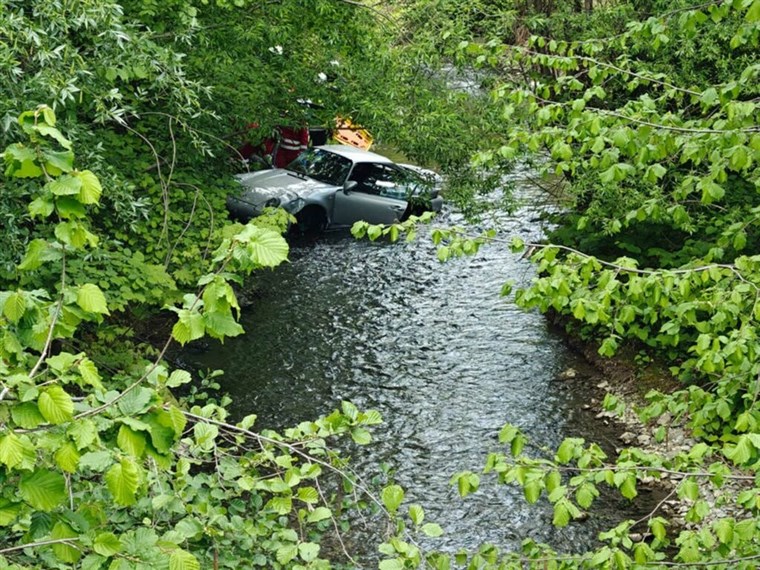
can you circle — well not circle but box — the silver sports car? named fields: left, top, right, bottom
left=226, top=145, right=443, bottom=233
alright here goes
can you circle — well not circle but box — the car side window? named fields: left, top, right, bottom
left=348, top=163, right=407, bottom=200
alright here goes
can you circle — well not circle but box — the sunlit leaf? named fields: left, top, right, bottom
left=19, top=469, right=66, bottom=511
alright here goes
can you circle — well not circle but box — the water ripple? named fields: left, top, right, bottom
left=179, top=191, right=658, bottom=562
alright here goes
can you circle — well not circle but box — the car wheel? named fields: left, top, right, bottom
left=293, top=206, right=327, bottom=237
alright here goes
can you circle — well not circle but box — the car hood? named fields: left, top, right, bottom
left=235, top=169, right=336, bottom=201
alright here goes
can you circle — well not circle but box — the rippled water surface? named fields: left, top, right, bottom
left=180, top=181, right=654, bottom=562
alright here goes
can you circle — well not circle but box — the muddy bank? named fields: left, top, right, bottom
left=550, top=317, right=754, bottom=537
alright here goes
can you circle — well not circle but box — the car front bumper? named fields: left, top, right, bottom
left=226, top=196, right=262, bottom=221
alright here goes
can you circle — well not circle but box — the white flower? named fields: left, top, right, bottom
left=268, top=45, right=283, bottom=55
left=317, top=72, right=328, bottom=82
left=330, top=60, right=340, bottom=66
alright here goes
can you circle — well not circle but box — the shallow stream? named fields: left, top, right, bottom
left=179, top=174, right=656, bottom=563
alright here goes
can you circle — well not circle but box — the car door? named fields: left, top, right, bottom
left=331, top=162, right=409, bottom=226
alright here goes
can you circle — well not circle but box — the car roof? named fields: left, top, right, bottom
left=317, top=144, right=393, bottom=164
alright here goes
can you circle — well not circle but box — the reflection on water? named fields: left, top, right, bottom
left=179, top=180, right=655, bottom=562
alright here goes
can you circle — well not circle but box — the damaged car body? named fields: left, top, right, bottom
left=226, top=145, right=443, bottom=233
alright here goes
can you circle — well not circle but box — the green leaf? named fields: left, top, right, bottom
left=421, top=523, right=444, bottom=537
left=351, top=427, right=372, bottom=444
left=700, top=180, right=725, bottom=203
left=78, top=358, right=103, bottom=390
left=544, top=470, right=561, bottom=493
left=650, top=517, right=667, bottom=541
left=165, top=406, right=188, bottom=438
left=679, top=478, right=700, bottom=501
left=297, top=487, right=319, bottom=503
left=367, top=225, right=383, bottom=241
left=276, top=544, right=298, bottom=565
left=42, top=149, right=74, bottom=174
left=93, top=532, right=122, bottom=557
left=509, top=237, right=525, bottom=253
left=48, top=175, right=82, bottom=196
left=552, top=501, right=570, bottom=527
left=35, top=123, right=72, bottom=149
left=68, top=419, right=98, bottom=450
left=169, top=549, right=200, bottom=570
left=38, top=386, right=74, bottom=424
left=18, top=239, right=52, bottom=271
left=409, top=504, right=425, bottom=525
left=28, top=196, right=55, bottom=218
left=175, top=518, right=204, bottom=539
left=117, top=387, right=153, bottom=416
left=269, top=496, right=292, bottom=514
left=240, top=226, right=289, bottom=267
left=19, top=469, right=67, bottom=511
left=4, top=143, right=43, bottom=178
left=299, top=542, right=320, bottom=562
left=106, top=458, right=140, bottom=506
left=79, top=450, right=112, bottom=472
left=117, top=425, right=146, bottom=458
left=381, top=484, right=405, bottom=513
left=55, top=442, right=81, bottom=473
left=746, top=0, right=760, bottom=21
left=171, top=309, right=206, bottom=345
left=699, top=87, right=718, bottom=106
left=3, top=292, right=25, bottom=323
left=724, top=435, right=753, bottom=464
left=576, top=483, right=597, bottom=509
left=193, top=422, right=218, bottom=450
left=306, top=506, right=331, bottom=523
left=75, top=170, right=102, bottom=204
left=56, top=197, right=87, bottom=220
left=556, top=438, right=577, bottom=463
left=0, top=499, right=22, bottom=526
left=51, top=521, right=81, bottom=563
left=76, top=284, right=110, bottom=315
left=146, top=417, right=178, bottom=454
left=714, top=518, right=734, bottom=544
left=620, top=473, right=637, bottom=499
left=524, top=480, right=542, bottom=504
left=166, top=370, right=192, bottom=387
left=203, top=311, right=244, bottom=340
left=0, top=432, right=28, bottom=468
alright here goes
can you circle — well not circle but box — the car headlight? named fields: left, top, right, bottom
left=264, top=197, right=280, bottom=208
left=283, top=197, right=305, bottom=214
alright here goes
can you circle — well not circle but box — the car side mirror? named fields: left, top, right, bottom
left=343, top=180, right=358, bottom=194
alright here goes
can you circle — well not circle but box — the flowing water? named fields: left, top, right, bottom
left=179, top=173, right=656, bottom=563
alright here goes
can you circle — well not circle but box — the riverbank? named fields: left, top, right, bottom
left=554, top=321, right=755, bottom=540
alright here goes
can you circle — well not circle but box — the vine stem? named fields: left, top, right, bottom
left=551, top=463, right=756, bottom=481
left=0, top=538, right=79, bottom=555
left=630, top=484, right=678, bottom=529
left=513, top=46, right=701, bottom=97
left=530, top=94, right=760, bottom=134
left=179, top=410, right=389, bottom=511
left=521, top=240, right=757, bottom=288
left=29, top=254, right=66, bottom=379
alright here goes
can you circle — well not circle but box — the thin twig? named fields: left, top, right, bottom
left=0, top=538, right=80, bottom=555
left=631, top=484, right=678, bottom=529
left=29, top=255, right=66, bottom=379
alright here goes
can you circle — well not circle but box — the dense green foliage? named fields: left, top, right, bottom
left=0, top=106, right=394, bottom=569
left=3, top=0, right=760, bottom=568
left=356, top=0, right=760, bottom=568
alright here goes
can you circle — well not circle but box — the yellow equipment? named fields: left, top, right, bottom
left=333, top=117, right=373, bottom=150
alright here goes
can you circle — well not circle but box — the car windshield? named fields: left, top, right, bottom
left=286, top=148, right=352, bottom=186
